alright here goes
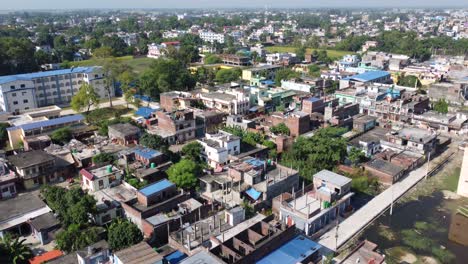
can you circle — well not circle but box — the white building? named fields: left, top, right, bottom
left=281, top=80, right=313, bottom=93
left=147, top=41, right=181, bottom=59
left=0, top=67, right=109, bottom=113
left=199, top=31, right=225, bottom=44
left=198, top=131, right=241, bottom=168
left=198, top=89, right=250, bottom=115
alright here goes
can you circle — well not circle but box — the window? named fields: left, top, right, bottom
left=23, top=99, right=28, bottom=103
left=11, top=93, right=16, bottom=97
left=2, top=187, right=8, bottom=193
left=33, top=178, right=39, bottom=184
left=22, top=92, right=27, bottom=96
left=13, top=101, right=18, bottom=105
left=98, top=180, right=104, bottom=189
left=20, top=84, right=25, bottom=88
left=10, top=85, right=15, bottom=89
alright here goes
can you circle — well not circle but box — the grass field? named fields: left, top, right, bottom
left=69, top=56, right=154, bottom=73
left=264, top=46, right=353, bottom=59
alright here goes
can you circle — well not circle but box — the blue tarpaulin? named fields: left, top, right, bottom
left=135, top=107, right=156, bottom=119
left=165, top=250, right=187, bottom=264
left=245, top=188, right=262, bottom=201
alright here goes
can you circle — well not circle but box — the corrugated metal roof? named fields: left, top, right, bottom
left=6, top=114, right=84, bottom=131
left=343, top=70, right=390, bottom=82
left=139, top=179, right=175, bottom=197
left=0, top=67, right=99, bottom=85
left=256, top=235, right=322, bottom=264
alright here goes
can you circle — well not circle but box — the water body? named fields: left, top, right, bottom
left=359, top=191, right=468, bottom=264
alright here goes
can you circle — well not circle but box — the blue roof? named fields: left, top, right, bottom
left=256, top=235, right=322, bottom=264
left=343, top=71, right=390, bottom=82
left=164, top=250, right=187, bottom=264
left=260, top=79, right=275, bottom=85
left=245, top=188, right=262, bottom=201
left=0, top=67, right=99, bottom=85
left=244, top=158, right=265, bottom=168
left=134, top=147, right=162, bottom=160
left=135, top=107, right=156, bottom=119
left=7, top=114, right=84, bottom=132
left=139, top=179, right=175, bottom=197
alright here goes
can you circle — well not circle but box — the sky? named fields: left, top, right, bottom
left=2, top=0, right=467, bottom=10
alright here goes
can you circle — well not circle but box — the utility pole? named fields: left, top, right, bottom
left=425, top=151, right=431, bottom=180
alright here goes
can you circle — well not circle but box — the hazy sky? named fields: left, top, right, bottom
left=2, top=0, right=467, bottom=10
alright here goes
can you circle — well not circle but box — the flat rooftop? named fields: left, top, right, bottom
left=139, top=179, right=175, bottom=197
left=314, top=170, right=351, bottom=187
left=257, top=235, right=322, bottom=264
left=286, top=192, right=321, bottom=217
left=0, top=193, right=50, bottom=230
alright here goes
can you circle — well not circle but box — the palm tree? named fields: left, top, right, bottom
left=1, top=235, right=33, bottom=264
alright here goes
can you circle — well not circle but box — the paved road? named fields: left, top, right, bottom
left=317, top=153, right=450, bottom=250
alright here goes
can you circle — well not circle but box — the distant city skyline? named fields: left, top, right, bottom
left=2, top=0, right=468, bottom=10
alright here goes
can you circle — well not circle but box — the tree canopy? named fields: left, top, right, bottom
left=281, top=127, right=348, bottom=181
left=274, top=68, right=301, bottom=86
left=107, top=219, right=143, bottom=250
left=167, top=159, right=201, bottom=190
left=181, top=142, right=203, bottom=162
left=0, top=235, right=33, bottom=264
left=55, top=224, right=100, bottom=253
left=270, top=123, right=290, bottom=135
left=50, top=127, right=73, bottom=145
left=215, top=68, right=242, bottom=83
left=397, top=75, right=421, bottom=88
left=433, top=99, right=449, bottom=114
left=71, top=83, right=99, bottom=114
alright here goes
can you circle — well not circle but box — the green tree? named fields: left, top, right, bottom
left=71, top=83, right=99, bottom=114
left=167, top=159, right=201, bottom=190
left=107, top=219, right=143, bottom=250
left=92, top=153, right=115, bottom=165
left=281, top=127, right=347, bottom=181
left=215, top=68, right=241, bottom=83
left=347, top=147, right=366, bottom=166
left=295, top=46, right=306, bottom=61
left=397, top=75, right=421, bottom=88
left=56, top=224, right=100, bottom=253
left=93, top=46, right=113, bottom=58
left=50, top=127, right=72, bottom=145
left=274, top=68, right=300, bottom=86
left=118, top=69, right=136, bottom=109
left=140, top=133, right=167, bottom=151
left=204, top=54, right=222, bottom=64
left=0, top=123, right=10, bottom=148
left=433, top=99, right=449, bottom=114
left=181, top=142, right=203, bottom=162
left=270, top=123, right=290, bottom=135
left=0, top=236, right=33, bottom=264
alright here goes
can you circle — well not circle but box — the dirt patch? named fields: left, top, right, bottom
left=400, top=252, right=418, bottom=263
left=420, top=256, right=439, bottom=264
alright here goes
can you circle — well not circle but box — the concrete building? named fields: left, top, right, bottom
left=219, top=54, right=250, bottom=66
left=80, top=165, right=123, bottom=193
left=151, top=110, right=196, bottom=145
left=199, top=31, right=225, bottom=44
left=278, top=170, right=353, bottom=236
left=198, top=131, right=241, bottom=168
left=198, top=89, right=250, bottom=115
left=226, top=115, right=255, bottom=130
left=267, top=111, right=310, bottom=137
left=339, top=71, right=392, bottom=89
left=0, top=67, right=109, bottom=112
left=6, top=110, right=84, bottom=148
left=160, top=91, right=194, bottom=112
left=241, top=65, right=281, bottom=81
left=457, top=147, right=468, bottom=198
left=147, top=41, right=180, bottom=59
left=8, top=150, right=57, bottom=190
left=381, top=127, right=437, bottom=155
left=0, top=160, right=18, bottom=200
left=108, top=123, right=141, bottom=146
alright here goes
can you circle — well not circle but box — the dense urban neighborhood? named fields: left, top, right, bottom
left=0, top=5, right=467, bottom=264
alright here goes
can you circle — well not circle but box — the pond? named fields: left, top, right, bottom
left=359, top=190, right=468, bottom=264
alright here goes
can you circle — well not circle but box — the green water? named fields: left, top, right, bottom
left=359, top=191, right=468, bottom=264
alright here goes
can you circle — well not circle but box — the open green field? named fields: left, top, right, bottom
left=264, top=46, right=353, bottom=59
left=69, top=56, right=154, bottom=73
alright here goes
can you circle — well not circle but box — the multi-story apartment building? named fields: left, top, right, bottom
left=151, top=110, right=196, bottom=145
left=198, top=89, right=250, bottom=115
left=198, top=131, right=241, bottom=168
left=199, top=31, right=225, bottom=44
left=7, top=150, right=56, bottom=190
left=0, top=67, right=110, bottom=113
